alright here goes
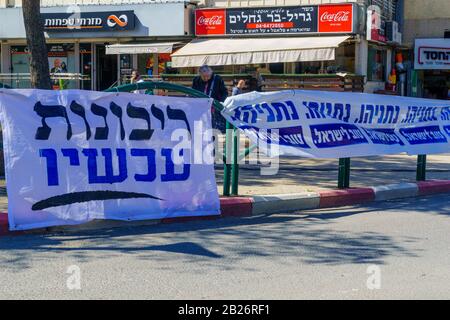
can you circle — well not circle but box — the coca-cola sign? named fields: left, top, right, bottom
left=318, top=4, right=353, bottom=33
left=195, top=9, right=225, bottom=35
left=320, top=11, right=350, bottom=23
left=195, top=4, right=355, bottom=36
left=197, top=15, right=223, bottom=26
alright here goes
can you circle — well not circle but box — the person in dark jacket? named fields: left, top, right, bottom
left=192, top=65, right=228, bottom=131
left=192, top=65, right=228, bottom=102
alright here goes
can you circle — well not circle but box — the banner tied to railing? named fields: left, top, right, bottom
left=222, top=90, right=450, bottom=158
left=0, top=89, right=219, bottom=231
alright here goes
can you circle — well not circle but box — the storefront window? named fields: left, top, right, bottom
left=269, top=63, right=284, bottom=74
left=11, top=44, right=77, bottom=89
left=10, top=46, right=31, bottom=88
left=11, top=46, right=30, bottom=72
left=79, top=43, right=92, bottom=90
left=48, top=44, right=75, bottom=90
left=137, top=53, right=175, bottom=79
left=367, top=45, right=387, bottom=81
left=293, top=43, right=355, bottom=75
left=137, top=54, right=149, bottom=77
left=120, top=54, right=132, bottom=83
left=423, top=70, right=450, bottom=100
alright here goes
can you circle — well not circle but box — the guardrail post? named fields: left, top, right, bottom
left=231, top=127, right=240, bottom=196
left=223, top=121, right=233, bottom=196
left=416, top=154, right=427, bottom=181
left=338, top=158, right=351, bottom=189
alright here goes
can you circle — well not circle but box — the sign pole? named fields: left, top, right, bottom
left=223, top=121, right=233, bottom=196
left=411, top=69, right=428, bottom=182
left=417, top=155, right=427, bottom=181
left=231, top=127, right=240, bottom=196
left=338, top=158, right=351, bottom=189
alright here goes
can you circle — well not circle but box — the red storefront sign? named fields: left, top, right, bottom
left=318, top=4, right=353, bottom=33
left=195, top=9, right=226, bottom=36
left=195, top=4, right=355, bottom=36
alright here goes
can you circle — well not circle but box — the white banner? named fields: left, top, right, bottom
left=0, top=89, right=220, bottom=231
left=222, top=90, right=450, bottom=158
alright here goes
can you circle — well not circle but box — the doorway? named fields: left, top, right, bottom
left=423, top=70, right=450, bottom=100
left=96, top=45, right=117, bottom=91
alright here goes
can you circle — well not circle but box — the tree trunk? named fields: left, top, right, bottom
left=22, top=0, right=52, bottom=89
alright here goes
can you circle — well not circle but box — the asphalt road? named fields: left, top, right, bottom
left=1, top=194, right=450, bottom=300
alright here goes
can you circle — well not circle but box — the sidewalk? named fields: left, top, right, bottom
left=216, top=153, right=450, bottom=195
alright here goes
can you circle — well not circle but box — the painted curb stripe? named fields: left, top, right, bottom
left=417, top=180, right=450, bottom=196
left=319, top=188, right=375, bottom=208
left=220, top=197, right=254, bottom=217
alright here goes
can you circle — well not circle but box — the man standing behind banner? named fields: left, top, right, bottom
left=232, top=79, right=246, bottom=96
left=192, top=65, right=228, bottom=131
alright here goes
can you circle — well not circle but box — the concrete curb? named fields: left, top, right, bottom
left=252, top=192, right=320, bottom=215
left=372, top=183, right=418, bottom=201
left=1, top=179, right=450, bottom=236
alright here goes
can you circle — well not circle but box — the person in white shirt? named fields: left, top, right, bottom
left=130, top=69, right=146, bottom=94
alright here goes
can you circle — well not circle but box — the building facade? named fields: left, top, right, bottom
left=403, top=0, right=450, bottom=99
left=0, top=0, right=406, bottom=93
left=183, top=0, right=404, bottom=93
left=0, top=0, right=195, bottom=90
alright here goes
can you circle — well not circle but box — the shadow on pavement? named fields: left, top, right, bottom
left=3, top=195, right=446, bottom=271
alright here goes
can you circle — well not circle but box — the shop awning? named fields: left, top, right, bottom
left=106, top=42, right=179, bottom=55
left=171, top=36, right=350, bottom=68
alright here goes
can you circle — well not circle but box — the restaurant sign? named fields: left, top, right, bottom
left=195, top=3, right=355, bottom=36
left=42, top=10, right=136, bottom=32
left=415, top=38, right=450, bottom=70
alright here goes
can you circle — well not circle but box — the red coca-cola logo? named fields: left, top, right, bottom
left=318, top=4, right=353, bottom=33
left=320, top=11, right=350, bottom=23
left=196, top=9, right=226, bottom=35
left=197, top=15, right=223, bottom=26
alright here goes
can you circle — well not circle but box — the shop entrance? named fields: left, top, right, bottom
left=96, top=45, right=117, bottom=91
left=423, top=70, right=450, bottom=100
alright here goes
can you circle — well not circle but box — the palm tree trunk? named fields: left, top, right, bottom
left=22, top=0, right=52, bottom=89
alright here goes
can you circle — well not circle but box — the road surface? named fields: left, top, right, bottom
left=1, top=194, right=449, bottom=299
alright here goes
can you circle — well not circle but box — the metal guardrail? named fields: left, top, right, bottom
left=0, top=73, right=88, bottom=80
left=105, top=80, right=224, bottom=112
left=0, top=73, right=90, bottom=89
